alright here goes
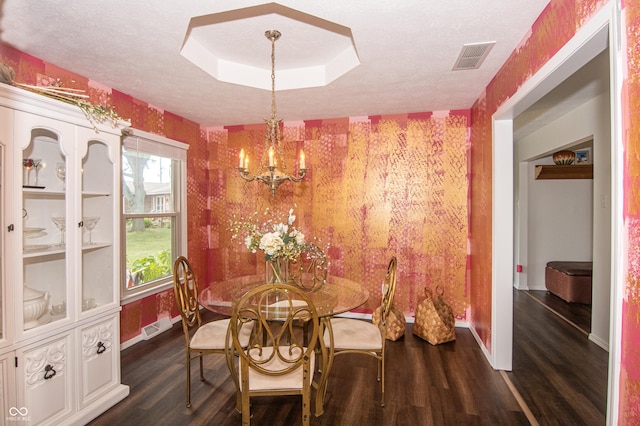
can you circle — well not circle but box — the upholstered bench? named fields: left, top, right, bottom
left=545, top=261, right=593, bottom=304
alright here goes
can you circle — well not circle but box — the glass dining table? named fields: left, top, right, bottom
left=199, top=274, right=369, bottom=416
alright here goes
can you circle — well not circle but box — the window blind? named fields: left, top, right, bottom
left=122, top=128, right=188, bottom=161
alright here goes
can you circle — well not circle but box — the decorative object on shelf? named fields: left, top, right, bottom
left=552, top=150, right=576, bottom=165
left=55, top=162, right=66, bottom=190
left=50, top=301, right=66, bottom=316
left=230, top=207, right=327, bottom=284
left=82, top=298, right=97, bottom=311
left=23, top=285, right=50, bottom=330
left=51, top=217, right=66, bottom=245
left=83, top=216, right=100, bottom=244
left=23, top=244, right=53, bottom=253
left=236, top=30, right=307, bottom=196
left=22, top=157, right=33, bottom=186
left=24, top=227, right=46, bottom=236
left=574, top=147, right=591, bottom=164
left=0, top=63, right=125, bottom=132
left=32, top=158, right=44, bottom=186
left=21, top=157, right=45, bottom=188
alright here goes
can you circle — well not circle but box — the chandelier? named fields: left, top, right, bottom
left=237, top=30, right=307, bottom=196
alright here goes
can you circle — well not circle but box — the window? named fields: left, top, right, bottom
left=154, top=195, right=165, bottom=213
left=121, top=128, right=188, bottom=300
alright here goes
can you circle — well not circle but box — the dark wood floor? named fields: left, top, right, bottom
left=507, top=290, right=607, bottom=425
left=524, top=290, right=592, bottom=334
left=89, top=289, right=607, bottom=425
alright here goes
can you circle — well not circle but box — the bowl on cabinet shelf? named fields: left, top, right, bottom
left=23, top=285, right=50, bottom=329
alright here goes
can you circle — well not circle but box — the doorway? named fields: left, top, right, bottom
left=490, top=3, right=620, bottom=422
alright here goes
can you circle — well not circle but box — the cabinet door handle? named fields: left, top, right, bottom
left=78, top=221, right=84, bottom=228
left=7, top=224, right=14, bottom=232
left=44, top=364, right=56, bottom=380
left=97, top=341, right=106, bottom=354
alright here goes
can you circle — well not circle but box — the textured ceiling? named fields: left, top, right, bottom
left=0, top=0, right=553, bottom=128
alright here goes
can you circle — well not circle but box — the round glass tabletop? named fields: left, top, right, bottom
left=199, top=274, right=369, bottom=318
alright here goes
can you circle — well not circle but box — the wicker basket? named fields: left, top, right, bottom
left=413, top=286, right=456, bottom=345
left=372, top=305, right=406, bottom=341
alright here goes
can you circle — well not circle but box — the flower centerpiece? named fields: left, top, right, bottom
left=230, top=207, right=307, bottom=283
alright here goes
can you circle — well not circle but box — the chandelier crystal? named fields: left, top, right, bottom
left=237, top=30, right=307, bottom=196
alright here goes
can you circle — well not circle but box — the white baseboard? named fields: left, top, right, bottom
left=468, top=323, right=494, bottom=366
left=589, top=333, right=609, bottom=351
left=121, top=315, right=182, bottom=350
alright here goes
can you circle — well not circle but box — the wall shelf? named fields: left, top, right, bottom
left=535, top=164, right=593, bottom=180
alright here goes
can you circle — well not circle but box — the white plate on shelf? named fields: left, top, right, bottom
left=24, top=227, right=46, bottom=235
left=23, top=244, right=52, bottom=253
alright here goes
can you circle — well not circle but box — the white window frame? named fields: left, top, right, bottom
left=154, top=195, right=165, bottom=213
left=120, top=128, right=188, bottom=303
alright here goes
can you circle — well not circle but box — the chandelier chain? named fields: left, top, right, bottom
left=237, top=29, right=306, bottom=197
left=271, top=32, right=277, bottom=120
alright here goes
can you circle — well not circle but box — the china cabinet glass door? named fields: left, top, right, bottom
left=21, top=128, right=68, bottom=332
left=80, top=137, right=116, bottom=312
left=0, top=142, right=4, bottom=342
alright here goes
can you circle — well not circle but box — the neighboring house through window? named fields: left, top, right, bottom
left=121, top=128, right=188, bottom=301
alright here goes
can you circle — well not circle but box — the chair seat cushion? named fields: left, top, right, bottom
left=190, top=318, right=252, bottom=350
left=325, top=317, right=383, bottom=351
left=242, top=346, right=315, bottom=391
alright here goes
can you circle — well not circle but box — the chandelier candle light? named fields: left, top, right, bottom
left=237, top=30, right=307, bottom=196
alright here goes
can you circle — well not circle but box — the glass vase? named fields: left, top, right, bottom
left=266, top=258, right=289, bottom=284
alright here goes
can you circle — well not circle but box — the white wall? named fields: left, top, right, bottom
left=527, top=158, right=593, bottom=289
left=514, top=91, right=611, bottom=348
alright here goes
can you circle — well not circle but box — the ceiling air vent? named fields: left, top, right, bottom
left=452, top=41, right=496, bottom=70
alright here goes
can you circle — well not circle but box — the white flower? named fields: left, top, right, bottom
left=229, top=207, right=317, bottom=261
left=259, top=232, right=284, bottom=257
left=273, top=223, right=288, bottom=234
left=244, top=235, right=253, bottom=249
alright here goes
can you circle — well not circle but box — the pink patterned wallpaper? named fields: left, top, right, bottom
left=469, top=0, right=607, bottom=353
left=211, top=113, right=470, bottom=317
left=4, top=0, right=640, bottom=420
left=620, top=1, right=640, bottom=423
left=0, top=44, right=470, bottom=342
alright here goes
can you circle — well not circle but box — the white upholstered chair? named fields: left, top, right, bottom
left=323, top=256, right=397, bottom=406
left=173, top=256, right=252, bottom=408
left=226, top=283, right=319, bottom=425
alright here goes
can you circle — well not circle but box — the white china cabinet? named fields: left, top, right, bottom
left=0, top=83, right=129, bottom=425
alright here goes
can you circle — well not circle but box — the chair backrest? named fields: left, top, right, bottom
left=289, top=243, right=328, bottom=291
left=227, top=283, right=319, bottom=377
left=380, top=257, right=398, bottom=322
left=173, top=256, right=202, bottom=331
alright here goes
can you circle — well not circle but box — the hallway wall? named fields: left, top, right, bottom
left=515, top=91, right=611, bottom=347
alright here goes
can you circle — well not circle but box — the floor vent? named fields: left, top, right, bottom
left=452, top=41, right=495, bottom=70
left=142, top=317, right=172, bottom=340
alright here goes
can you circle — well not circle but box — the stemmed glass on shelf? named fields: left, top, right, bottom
left=22, top=158, right=33, bottom=186
left=56, top=162, right=66, bottom=190
left=83, top=217, right=100, bottom=245
left=32, top=159, right=44, bottom=186
left=51, top=217, right=66, bottom=246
